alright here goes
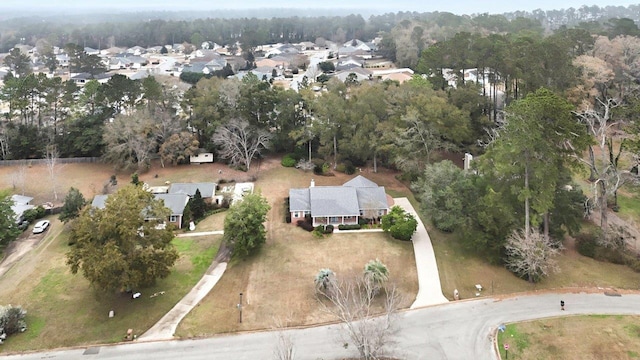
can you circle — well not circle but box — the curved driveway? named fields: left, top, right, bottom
left=393, top=197, right=449, bottom=308
left=6, top=292, right=640, bottom=360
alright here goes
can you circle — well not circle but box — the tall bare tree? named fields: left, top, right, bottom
left=316, top=275, right=400, bottom=360
left=10, top=165, right=27, bottom=195
left=272, top=317, right=295, bottom=360
left=45, top=145, right=59, bottom=201
left=212, top=119, right=271, bottom=171
left=574, top=98, right=629, bottom=232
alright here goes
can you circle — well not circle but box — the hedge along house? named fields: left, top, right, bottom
left=289, top=175, right=392, bottom=227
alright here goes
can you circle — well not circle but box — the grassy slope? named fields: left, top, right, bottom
left=0, top=231, right=221, bottom=353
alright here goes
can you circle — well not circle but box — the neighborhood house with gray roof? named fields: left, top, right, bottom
left=289, top=175, right=391, bottom=227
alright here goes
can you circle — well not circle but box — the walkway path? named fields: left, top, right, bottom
left=138, top=233, right=229, bottom=341
left=175, top=230, right=224, bottom=237
left=393, top=197, right=448, bottom=308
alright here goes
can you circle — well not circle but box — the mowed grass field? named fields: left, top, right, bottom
left=497, top=315, right=640, bottom=359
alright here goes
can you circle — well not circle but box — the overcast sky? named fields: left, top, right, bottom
left=2, top=0, right=639, bottom=15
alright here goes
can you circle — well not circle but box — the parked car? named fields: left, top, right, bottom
left=32, top=220, right=50, bottom=234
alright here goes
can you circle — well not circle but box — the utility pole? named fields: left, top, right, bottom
left=237, top=292, right=243, bottom=323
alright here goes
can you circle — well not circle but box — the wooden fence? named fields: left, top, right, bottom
left=0, top=157, right=101, bottom=166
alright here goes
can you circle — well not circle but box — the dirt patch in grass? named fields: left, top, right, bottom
left=498, top=315, right=640, bottom=360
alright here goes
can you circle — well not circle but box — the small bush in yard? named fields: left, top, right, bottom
left=0, top=305, right=27, bottom=343
left=575, top=232, right=597, bottom=258
left=324, top=225, right=334, bottom=234
left=22, top=206, right=46, bottom=223
left=381, top=206, right=417, bottom=241
left=297, top=220, right=314, bottom=232
left=281, top=154, right=296, bottom=167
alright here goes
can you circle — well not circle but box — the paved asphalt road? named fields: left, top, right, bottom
left=5, top=292, right=640, bottom=360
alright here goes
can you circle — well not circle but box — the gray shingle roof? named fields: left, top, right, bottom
left=154, top=194, right=189, bottom=215
left=355, top=187, right=388, bottom=210
left=91, top=195, right=109, bottom=209
left=289, top=188, right=310, bottom=212
left=309, top=186, right=360, bottom=217
left=169, top=182, right=216, bottom=198
left=289, top=176, right=387, bottom=218
left=343, top=175, right=379, bottom=188
left=92, top=193, right=188, bottom=216
left=11, top=194, right=33, bottom=205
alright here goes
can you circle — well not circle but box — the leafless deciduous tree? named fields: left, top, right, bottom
left=505, top=228, right=563, bottom=283
left=272, top=317, right=295, bottom=360
left=316, top=275, right=400, bottom=360
left=103, top=110, right=157, bottom=171
left=10, top=165, right=27, bottom=195
left=0, top=131, right=10, bottom=160
left=212, top=119, right=271, bottom=171
left=573, top=98, right=635, bottom=232
left=45, top=145, right=59, bottom=201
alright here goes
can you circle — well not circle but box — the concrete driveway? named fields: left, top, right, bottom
left=393, top=197, right=449, bottom=308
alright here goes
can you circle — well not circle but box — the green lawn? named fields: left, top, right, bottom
left=498, top=315, right=640, bottom=359
left=617, top=191, right=640, bottom=223
left=0, top=231, right=221, bottom=353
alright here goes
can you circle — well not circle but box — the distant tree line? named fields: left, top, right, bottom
left=1, top=5, right=640, bottom=52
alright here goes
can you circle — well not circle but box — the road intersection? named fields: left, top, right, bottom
left=5, top=292, right=640, bottom=360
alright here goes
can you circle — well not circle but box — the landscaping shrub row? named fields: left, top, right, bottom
left=297, top=220, right=314, bottom=232
left=338, top=224, right=361, bottom=230
left=314, top=225, right=334, bottom=234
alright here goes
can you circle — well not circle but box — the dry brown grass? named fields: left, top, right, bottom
left=431, top=223, right=640, bottom=300
left=0, top=159, right=259, bottom=206
left=176, top=164, right=419, bottom=337
left=498, top=315, right=640, bottom=360
left=177, top=231, right=417, bottom=337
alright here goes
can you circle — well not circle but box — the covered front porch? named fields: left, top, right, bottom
left=312, top=215, right=358, bottom=227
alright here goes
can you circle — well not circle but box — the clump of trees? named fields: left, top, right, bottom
left=66, top=185, right=179, bottom=292
left=223, top=193, right=270, bottom=258
left=0, top=191, right=21, bottom=247
left=381, top=206, right=417, bottom=241
left=59, top=187, right=86, bottom=222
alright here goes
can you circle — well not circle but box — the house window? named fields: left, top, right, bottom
left=170, top=215, right=179, bottom=222
left=329, top=216, right=340, bottom=224
left=378, top=209, right=386, bottom=216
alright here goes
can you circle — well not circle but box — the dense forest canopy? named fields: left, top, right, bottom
left=0, top=5, right=640, bottom=51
